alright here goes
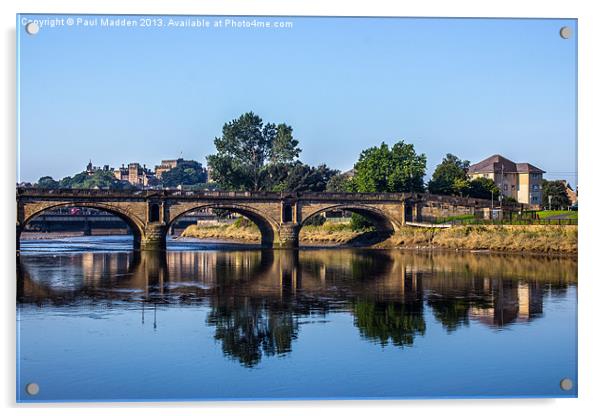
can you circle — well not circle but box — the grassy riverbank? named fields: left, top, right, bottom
left=381, top=225, right=577, bottom=254
left=180, top=221, right=364, bottom=245
left=181, top=222, right=577, bottom=254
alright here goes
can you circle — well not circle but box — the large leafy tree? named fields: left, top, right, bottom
left=542, top=179, right=571, bottom=209
left=35, top=176, right=59, bottom=189
left=467, top=177, right=499, bottom=200
left=206, top=112, right=301, bottom=191
left=263, top=162, right=338, bottom=192
left=428, top=154, right=470, bottom=195
left=161, top=160, right=207, bottom=187
left=352, top=141, right=427, bottom=193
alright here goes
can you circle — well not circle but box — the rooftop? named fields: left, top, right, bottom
left=468, top=154, right=545, bottom=174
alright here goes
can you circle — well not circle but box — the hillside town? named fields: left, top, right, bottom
left=87, top=158, right=211, bottom=188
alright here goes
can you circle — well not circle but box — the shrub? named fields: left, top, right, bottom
left=233, top=217, right=255, bottom=228
left=350, top=213, right=374, bottom=231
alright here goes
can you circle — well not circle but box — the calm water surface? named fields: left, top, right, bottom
left=17, top=236, right=577, bottom=401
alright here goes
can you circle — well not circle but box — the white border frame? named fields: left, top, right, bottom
left=2, top=1, right=600, bottom=415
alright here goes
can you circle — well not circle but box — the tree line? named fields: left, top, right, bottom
left=31, top=111, right=573, bottom=208
left=205, top=112, right=500, bottom=199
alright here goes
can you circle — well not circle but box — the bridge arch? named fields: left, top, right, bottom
left=300, top=204, right=400, bottom=246
left=167, top=203, right=280, bottom=248
left=18, top=202, right=145, bottom=250
left=302, top=204, right=399, bottom=232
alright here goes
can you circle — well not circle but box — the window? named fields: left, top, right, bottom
left=503, top=184, right=508, bottom=191
left=532, top=184, right=539, bottom=191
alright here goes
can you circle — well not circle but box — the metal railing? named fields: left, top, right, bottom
left=446, top=218, right=577, bottom=226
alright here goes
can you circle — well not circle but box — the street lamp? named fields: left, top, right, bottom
left=548, top=195, right=552, bottom=211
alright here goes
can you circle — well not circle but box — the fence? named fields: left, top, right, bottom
left=446, top=218, right=577, bottom=226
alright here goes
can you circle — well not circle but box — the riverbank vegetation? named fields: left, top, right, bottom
left=382, top=225, right=577, bottom=254
left=180, top=220, right=577, bottom=254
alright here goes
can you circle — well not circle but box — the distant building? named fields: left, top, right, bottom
left=86, top=160, right=111, bottom=176
left=154, top=159, right=181, bottom=179
left=206, top=165, right=215, bottom=183
left=113, top=162, right=157, bottom=187
left=341, top=168, right=355, bottom=178
left=467, top=154, right=545, bottom=207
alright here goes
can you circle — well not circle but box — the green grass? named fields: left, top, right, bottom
left=434, top=214, right=476, bottom=224
left=537, top=210, right=578, bottom=220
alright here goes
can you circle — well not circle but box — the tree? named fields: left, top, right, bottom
left=452, top=177, right=470, bottom=196
left=352, top=141, right=427, bottom=193
left=350, top=213, right=374, bottom=231
left=467, top=177, right=499, bottom=200
left=269, top=124, right=300, bottom=164
left=161, top=160, right=207, bottom=187
left=542, top=179, right=571, bottom=210
left=36, top=176, right=59, bottom=189
left=428, top=154, right=470, bottom=195
left=326, top=173, right=354, bottom=192
left=263, top=162, right=338, bottom=192
left=206, top=112, right=301, bottom=191
left=58, top=171, right=133, bottom=190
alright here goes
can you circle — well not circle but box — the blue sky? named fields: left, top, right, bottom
left=17, top=15, right=577, bottom=184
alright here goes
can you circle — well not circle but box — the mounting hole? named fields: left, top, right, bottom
left=559, top=26, right=571, bottom=39
left=560, top=378, right=573, bottom=391
left=25, top=382, right=40, bottom=395
left=25, top=22, right=40, bottom=36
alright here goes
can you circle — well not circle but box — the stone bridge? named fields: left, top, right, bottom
left=16, top=188, right=491, bottom=250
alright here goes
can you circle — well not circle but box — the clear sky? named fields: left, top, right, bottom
left=17, top=15, right=577, bottom=185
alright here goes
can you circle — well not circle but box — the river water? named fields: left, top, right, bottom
left=17, top=235, right=577, bottom=402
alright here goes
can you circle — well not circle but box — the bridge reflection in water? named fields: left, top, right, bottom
left=18, top=249, right=577, bottom=368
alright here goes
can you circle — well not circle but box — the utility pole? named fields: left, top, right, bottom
left=500, top=163, right=504, bottom=211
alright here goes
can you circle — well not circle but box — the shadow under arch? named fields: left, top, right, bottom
left=301, top=204, right=397, bottom=246
left=18, top=202, right=144, bottom=250
left=168, top=204, right=278, bottom=248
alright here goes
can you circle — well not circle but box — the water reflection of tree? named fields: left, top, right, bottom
left=427, top=297, right=471, bottom=333
left=353, top=298, right=426, bottom=347
left=18, top=248, right=576, bottom=366
left=206, top=297, right=298, bottom=367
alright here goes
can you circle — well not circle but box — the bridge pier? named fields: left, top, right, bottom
left=141, top=223, right=167, bottom=251
left=16, top=224, right=22, bottom=253
left=412, top=202, right=423, bottom=222
left=277, top=224, right=300, bottom=249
